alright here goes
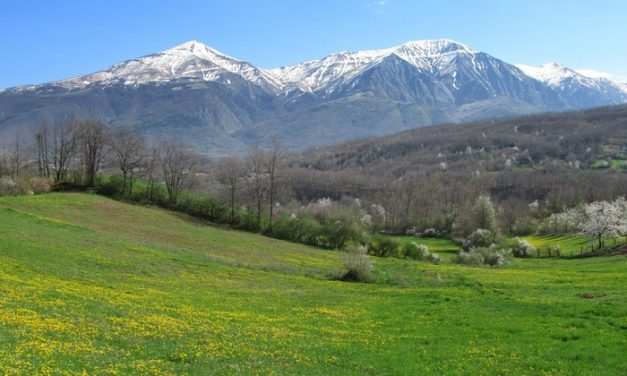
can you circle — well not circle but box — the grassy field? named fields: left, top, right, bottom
left=0, top=193, right=626, bottom=375
left=377, top=234, right=461, bottom=261
left=591, top=158, right=627, bottom=171
left=523, top=235, right=626, bottom=257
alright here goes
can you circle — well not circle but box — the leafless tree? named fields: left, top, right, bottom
left=217, top=154, right=243, bottom=223
left=9, top=131, right=26, bottom=179
left=34, top=122, right=50, bottom=178
left=51, top=117, right=79, bottom=182
left=248, top=146, right=267, bottom=230
left=161, top=140, right=196, bottom=206
left=110, top=126, right=145, bottom=194
left=267, top=139, right=285, bottom=233
left=144, top=143, right=160, bottom=202
left=79, top=119, right=109, bottom=187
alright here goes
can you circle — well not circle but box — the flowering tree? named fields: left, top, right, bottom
left=471, top=195, right=497, bottom=234
left=579, top=200, right=627, bottom=248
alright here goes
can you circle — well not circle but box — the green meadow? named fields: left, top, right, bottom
left=0, top=193, right=625, bottom=375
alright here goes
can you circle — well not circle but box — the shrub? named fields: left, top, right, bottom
left=319, top=210, right=365, bottom=249
left=512, top=217, right=539, bottom=236
left=28, top=177, right=52, bottom=195
left=368, top=237, right=403, bottom=257
left=293, top=211, right=323, bottom=245
left=95, top=175, right=125, bottom=197
left=0, top=177, right=41, bottom=196
left=339, top=245, right=374, bottom=283
left=507, top=237, right=536, bottom=258
left=540, top=245, right=561, bottom=257
left=427, top=253, right=442, bottom=264
left=177, top=195, right=227, bottom=222
left=463, top=229, right=495, bottom=250
left=402, top=242, right=441, bottom=264
left=404, top=242, right=430, bottom=260
left=270, top=213, right=297, bottom=241
left=454, top=246, right=513, bottom=267
left=0, top=177, right=17, bottom=196
left=235, top=208, right=260, bottom=232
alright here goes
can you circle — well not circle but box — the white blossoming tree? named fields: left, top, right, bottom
left=579, top=199, right=627, bottom=248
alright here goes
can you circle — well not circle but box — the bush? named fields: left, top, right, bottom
left=463, top=229, right=495, bottom=250
left=0, top=177, right=17, bottom=196
left=28, top=177, right=52, bottom=195
left=318, top=210, right=365, bottom=249
left=270, top=210, right=326, bottom=247
left=539, top=245, right=561, bottom=257
left=339, top=245, right=374, bottom=283
left=368, top=237, right=403, bottom=257
left=234, top=208, right=260, bottom=232
left=507, top=237, right=536, bottom=258
left=403, top=242, right=429, bottom=260
left=403, top=242, right=442, bottom=264
left=427, top=253, right=442, bottom=264
left=293, top=211, right=323, bottom=245
left=454, top=246, right=513, bottom=267
left=0, top=177, right=46, bottom=196
left=95, top=175, right=126, bottom=197
left=512, top=217, right=539, bottom=236
left=270, top=213, right=298, bottom=241
left=176, top=195, right=227, bottom=222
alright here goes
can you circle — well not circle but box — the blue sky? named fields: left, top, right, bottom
left=1, top=0, right=626, bottom=88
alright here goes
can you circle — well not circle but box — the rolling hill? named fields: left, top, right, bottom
left=0, top=193, right=625, bottom=374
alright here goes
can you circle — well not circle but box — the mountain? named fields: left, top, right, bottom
left=516, top=62, right=627, bottom=108
left=1, top=39, right=626, bottom=154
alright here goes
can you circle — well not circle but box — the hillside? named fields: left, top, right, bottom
left=1, top=193, right=626, bottom=374
left=295, top=105, right=627, bottom=174
left=286, top=105, right=627, bottom=208
left=1, top=40, right=626, bottom=154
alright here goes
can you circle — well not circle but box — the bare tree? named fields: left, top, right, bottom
left=161, top=140, right=196, bottom=206
left=34, top=122, right=50, bottom=178
left=52, top=117, right=78, bottom=183
left=144, top=142, right=160, bottom=202
left=79, top=120, right=109, bottom=187
left=9, top=131, right=25, bottom=179
left=267, top=139, right=284, bottom=233
left=0, top=148, right=8, bottom=177
left=248, top=146, right=267, bottom=230
left=110, top=126, right=145, bottom=195
left=217, top=154, right=243, bottom=223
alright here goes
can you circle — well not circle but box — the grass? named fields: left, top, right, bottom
left=0, top=193, right=626, bottom=375
left=378, top=234, right=461, bottom=261
left=591, top=158, right=627, bottom=171
left=523, top=235, right=626, bottom=257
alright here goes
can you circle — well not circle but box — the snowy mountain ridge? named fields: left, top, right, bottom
left=9, top=39, right=627, bottom=98
left=2, top=39, right=627, bottom=154
left=268, top=39, right=479, bottom=93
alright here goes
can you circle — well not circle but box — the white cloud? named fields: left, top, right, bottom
left=367, top=0, right=388, bottom=10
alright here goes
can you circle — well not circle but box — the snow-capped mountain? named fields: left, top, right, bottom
left=1, top=39, right=626, bottom=154
left=516, top=62, right=627, bottom=107
left=12, top=41, right=284, bottom=94
left=270, top=40, right=484, bottom=94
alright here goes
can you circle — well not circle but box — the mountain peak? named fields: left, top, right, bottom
left=163, top=40, right=232, bottom=60
left=397, top=39, right=474, bottom=54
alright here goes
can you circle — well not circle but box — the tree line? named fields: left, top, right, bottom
left=1, top=114, right=626, bottom=255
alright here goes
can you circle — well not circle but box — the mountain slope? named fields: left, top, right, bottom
left=516, top=62, right=627, bottom=108
left=1, top=39, right=626, bottom=154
